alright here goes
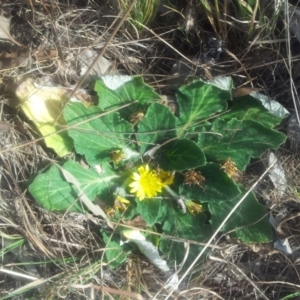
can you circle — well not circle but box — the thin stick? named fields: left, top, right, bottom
left=0, top=267, right=39, bottom=281
left=210, top=256, right=269, bottom=300
left=54, top=0, right=138, bottom=123
left=136, top=21, right=197, bottom=66
left=112, top=222, right=223, bottom=249
left=285, top=2, right=300, bottom=127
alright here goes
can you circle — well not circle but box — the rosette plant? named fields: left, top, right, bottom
left=29, top=76, right=287, bottom=268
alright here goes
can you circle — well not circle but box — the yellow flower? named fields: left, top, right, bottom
left=129, top=164, right=162, bottom=200
left=105, top=196, right=130, bottom=218
left=157, top=169, right=174, bottom=187
left=187, top=201, right=203, bottom=215
left=114, top=195, right=130, bottom=211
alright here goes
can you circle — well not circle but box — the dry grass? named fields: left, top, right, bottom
left=0, top=0, right=300, bottom=299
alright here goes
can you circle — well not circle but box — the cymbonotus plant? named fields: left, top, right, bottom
left=29, top=75, right=287, bottom=269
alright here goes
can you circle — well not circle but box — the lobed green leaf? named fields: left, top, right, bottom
left=209, top=187, right=273, bottom=243
left=176, top=80, right=230, bottom=136
left=29, top=163, right=82, bottom=212
left=160, top=208, right=211, bottom=268
left=95, top=76, right=160, bottom=120
left=136, top=198, right=162, bottom=226
left=101, top=230, right=128, bottom=269
left=137, top=102, right=177, bottom=154
left=223, top=96, right=284, bottom=127
left=155, top=139, right=206, bottom=171
left=64, top=102, right=134, bottom=165
left=197, top=118, right=286, bottom=170
left=29, top=160, right=117, bottom=212
left=180, top=163, right=241, bottom=203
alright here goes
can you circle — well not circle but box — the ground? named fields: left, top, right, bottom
left=0, top=1, right=300, bottom=299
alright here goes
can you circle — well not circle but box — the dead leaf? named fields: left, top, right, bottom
left=73, top=89, right=98, bottom=105
left=232, top=87, right=261, bottom=98
left=248, top=242, right=278, bottom=255
left=15, top=78, right=73, bottom=156
left=0, top=15, right=22, bottom=46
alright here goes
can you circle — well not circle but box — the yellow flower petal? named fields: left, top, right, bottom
left=128, top=164, right=162, bottom=201
left=132, top=172, right=140, bottom=181
left=129, top=187, right=137, bottom=194
left=129, top=181, right=139, bottom=188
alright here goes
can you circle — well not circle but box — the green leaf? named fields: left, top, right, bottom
left=160, top=208, right=211, bottom=268
left=101, top=230, right=128, bottom=269
left=176, top=80, right=229, bottom=135
left=197, top=118, right=286, bottom=170
left=28, top=161, right=117, bottom=212
left=209, top=188, right=273, bottom=243
left=64, top=102, right=134, bottom=165
left=156, top=139, right=206, bottom=171
left=180, top=163, right=241, bottom=203
left=94, top=76, right=160, bottom=120
left=136, top=198, right=162, bottom=226
left=63, top=160, right=118, bottom=199
left=223, top=96, right=284, bottom=127
left=137, top=102, right=177, bottom=154
left=29, top=164, right=82, bottom=212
